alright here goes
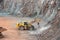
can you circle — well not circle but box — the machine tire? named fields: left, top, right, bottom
left=29, top=25, right=34, bottom=30
left=18, top=26, right=24, bottom=30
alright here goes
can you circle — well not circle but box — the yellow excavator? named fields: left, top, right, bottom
left=16, top=22, right=35, bottom=30
left=16, top=18, right=41, bottom=30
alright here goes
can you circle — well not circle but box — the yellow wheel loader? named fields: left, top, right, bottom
left=16, top=22, right=35, bottom=30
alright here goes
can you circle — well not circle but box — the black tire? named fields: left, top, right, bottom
left=18, top=26, right=24, bottom=30
left=29, top=25, right=35, bottom=30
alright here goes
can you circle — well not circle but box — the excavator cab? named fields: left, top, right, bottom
left=24, top=22, right=28, bottom=25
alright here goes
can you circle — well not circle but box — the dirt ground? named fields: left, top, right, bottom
left=0, top=16, right=60, bottom=40
left=0, top=16, right=38, bottom=40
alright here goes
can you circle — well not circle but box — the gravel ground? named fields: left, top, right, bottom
left=0, top=16, right=60, bottom=40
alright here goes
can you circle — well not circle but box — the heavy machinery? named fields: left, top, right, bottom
left=16, top=22, right=35, bottom=30
left=16, top=18, right=41, bottom=30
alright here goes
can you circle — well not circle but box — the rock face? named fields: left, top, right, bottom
left=1, top=0, right=58, bottom=17
left=38, top=10, right=60, bottom=40
left=0, top=0, right=4, bottom=10
left=3, top=0, right=46, bottom=16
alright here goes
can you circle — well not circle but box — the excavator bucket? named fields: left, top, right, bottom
left=0, top=27, right=7, bottom=32
left=0, top=27, right=7, bottom=38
